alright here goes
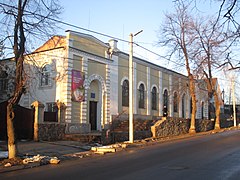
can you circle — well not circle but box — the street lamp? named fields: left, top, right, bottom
left=129, top=30, right=143, bottom=143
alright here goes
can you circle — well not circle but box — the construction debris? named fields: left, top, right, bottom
left=22, top=154, right=60, bottom=165
left=49, top=157, right=60, bottom=164
left=91, top=147, right=116, bottom=153
left=93, top=151, right=105, bottom=155
left=91, top=143, right=128, bottom=154
left=4, top=163, right=11, bottom=167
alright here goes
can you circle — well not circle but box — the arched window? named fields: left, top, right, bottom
left=201, top=102, right=204, bottom=119
left=0, top=70, right=8, bottom=92
left=163, top=89, right=168, bottom=108
left=40, top=65, right=51, bottom=87
left=163, top=89, right=168, bottom=117
left=139, top=83, right=145, bottom=109
left=182, top=94, right=185, bottom=118
left=152, top=87, right=157, bottom=110
left=190, top=98, right=192, bottom=114
left=122, top=79, right=129, bottom=106
left=173, top=92, right=178, bottom=113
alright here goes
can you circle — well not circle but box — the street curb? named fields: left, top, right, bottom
left=0, top=162, right=40, bottom=173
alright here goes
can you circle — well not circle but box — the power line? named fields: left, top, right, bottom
left=136, top=44, right=186, bottom=67
left=3, top=42, right=234, bottom=85
left=0, top=2, right=186, bottom=69
left=9, top=50, right=235, bottom=88
left=0, top=2, right=129, bottom=44
left=0, top=1, right=237, bottom=85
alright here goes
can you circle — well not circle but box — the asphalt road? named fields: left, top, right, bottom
left=1, top=130, right=240, bottom=180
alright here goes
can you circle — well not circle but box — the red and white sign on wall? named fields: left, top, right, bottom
left=71, top=69, right=85, bottom=102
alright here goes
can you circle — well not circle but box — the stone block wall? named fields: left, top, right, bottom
left=106, top=115, right=234, bottom=144
left=196, top=119, right=214, bottom=132
left=153, top=118, right=215, bottom=138
left=109, top=117, right=157, bottom=143
left=38, top=123, right=66, bottom=141
left=220, top=119, right=234, bottom=128
left=154, top=118, right=189, bottom=138
left=109, top=131, right=152, bottom=143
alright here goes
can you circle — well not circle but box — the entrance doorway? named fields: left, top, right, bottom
left=89, top=101, right=98, bottom=130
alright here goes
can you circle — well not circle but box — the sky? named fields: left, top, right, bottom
left=57, top=0, right=221, bottom=69
left=58, top=0, right=174, bottom=61
left=57, top=0, right=239, bottom=101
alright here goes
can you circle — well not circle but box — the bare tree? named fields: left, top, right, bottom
left=192, top=17, right=230, bottom=129
left=199, top=0, right=240, bottom=71
left=217, top=0, right=239, bottom=27
left=0, top=0, right=62, bottom=159
left=159, top=1, right=197, bottom=133
left=211, top=0, right=240, bottom=71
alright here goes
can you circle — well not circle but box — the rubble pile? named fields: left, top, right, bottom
left=1, top=154, right=60, bottom=168
left=22, top=154, right=60, bottom=165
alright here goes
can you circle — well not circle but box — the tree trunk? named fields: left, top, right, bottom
left=6, top=103, right=17, bottom=158
left=189, top=74, right=197, bottom=133
left=6, top=0, right=26, bottom=158
left=214, top=91, right=221, bottom=129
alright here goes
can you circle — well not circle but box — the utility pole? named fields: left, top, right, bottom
left=129, top=30, right=143, bottom=143
left=129, top=33, right=134, bottom=143
left=232, top=80, right=237, bottom=127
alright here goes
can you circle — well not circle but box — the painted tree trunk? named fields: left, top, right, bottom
left=189, top=74, right=197, bottom=133
left=214, top=91, right=221, bottom=129
left=6, top=103, right=17, bottom=158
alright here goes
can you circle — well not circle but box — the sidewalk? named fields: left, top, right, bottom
left=0, top=140, right=93, bottom=173
left=0, top=140, right=93, bottom=158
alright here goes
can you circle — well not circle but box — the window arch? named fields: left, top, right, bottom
left=152, top=87, right=157, bottom=110
left=139, top=83, right=145, bottom=109
left=173, top=92, right=178, bottom=113
left=122, top=79, right=129, bottom=106
left=40, top=64, right=51, bottom=87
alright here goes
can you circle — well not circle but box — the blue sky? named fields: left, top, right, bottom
left=59, top=1, right=174, bottom=52
left=58, top=1, right=240, bottom=101
left=58, top=0, right=221, bottom=68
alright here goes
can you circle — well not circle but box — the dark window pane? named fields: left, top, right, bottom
left=152, top=87, right=157, bottom=110
left=174, top=92, right=178, bottom=113
left=122, top=80, right=129, bottom=106
left=139, top=84, right=145, bottom=109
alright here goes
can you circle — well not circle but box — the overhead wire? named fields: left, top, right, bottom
left=0, top=2, right=236, bottom=85
left=2, top=40, right=234, bottom=85
left=0, top=2, right=187, bottom=69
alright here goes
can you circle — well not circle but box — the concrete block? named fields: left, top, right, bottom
left=91, top=147, right=116, bottom=153
left=49, top=158, right=60, bottom=164
left=94, top=151, right=105, bottom=155
left=121, top=144, right=127, bottom=148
